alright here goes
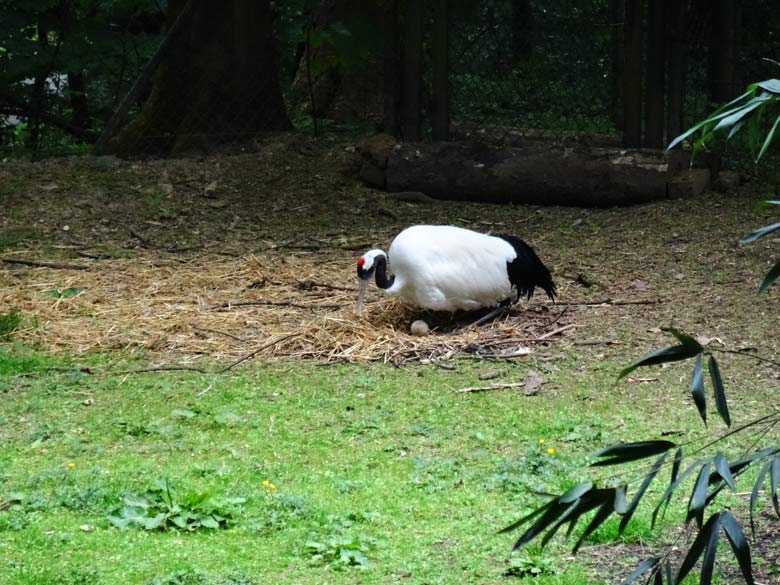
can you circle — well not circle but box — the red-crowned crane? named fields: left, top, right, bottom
left=356, top=225, right=556, bottom=319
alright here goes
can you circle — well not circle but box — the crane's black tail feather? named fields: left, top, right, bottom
left=496, top=235, right=557, bottom=302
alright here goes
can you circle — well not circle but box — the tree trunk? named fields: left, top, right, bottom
left=357, top=139, right=714, bottom=207
left=510, top=0, right=533, bottom=61
left=401, top=0, right=423, bottom=141
left=108, top=0, right=290, bottom=156
left=623, top=0, right=643, bottom=147
left=67, top=71, right=90, bottom=130
left=609, top=0, right=624, bottom=130
left=382, top=0, right=402, bottom=136
left=431, top=0, right=450, bottom=141
left=713, top=0, right=739, bottom=102
left=644, top=0, right=665, bottom=148
left=665, top=0, right=686, bottom=143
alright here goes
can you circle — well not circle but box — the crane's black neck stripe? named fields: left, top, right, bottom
left=374, top=254, right=396, bottom=290
left=495, top=234, right=557, bottom=301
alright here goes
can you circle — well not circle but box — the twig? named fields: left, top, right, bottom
left=2, top=258, right=90, bottom=270
left=129, top=228, right=151, bottom=247
left=190, top=324, right=246, bottom=342
left=296, top=279, right=353, bottom=292
left=457, top=381, right=525, bottom=393
left=207, top=300, right=342, bottom=311
left=555, top=298, right=663, bottom=306
left=218, top=332, right=300, bottom=372
left=108, top=365, right=211, bottom=375
left=535, top=323, right=576, bottom=340
left=572, top=339, right=619, bottom=346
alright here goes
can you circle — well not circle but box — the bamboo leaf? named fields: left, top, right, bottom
left=593, top=441, right=676, bottom=467
left=750, top=462, right=770, bottom=534
left=721, top=511, right=755, bottom=585
left=621, top=557, right=659, bottom=585
left=713, top=453, right=736, bottom=490
left=573, top=500, right=614, bottom=553
left=770, top=456, right=780, bottom=518
left=559, top=481, right=593, bottom=503
left=676, top=513, right=721, bottom=584
left=690, top=355, right=707, bottom=425
left=620, top=452, right=668, bottom=534
left=499, top=498, right=556, bottom=534
left=757, top=259, right=780, bottom=294
left=667, top=328, right=703, bottom=352
left=756, top=79, right=780, bottom=93
left=700, top=513, right=721, bottom=585
left=652, top=459, right=701, bottom=528
left=708, top=356, right=730, bottom=427
left=739, top=221, right=780, bottom=243
left=756, top=110, right=780, bottom=162
left=509, top=502, right=568, bottom=550
left=671, top=447, right=683, bottom=484
left=614, top=484, right=628, bottom=515
left=687, top=462, right=711, bottom=527
left=713, top=94, right=773, bottom=131
left=618, top=344, right=701, bottom=380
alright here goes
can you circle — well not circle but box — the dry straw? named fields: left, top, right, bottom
left=1, top=248, right=571, bottom=365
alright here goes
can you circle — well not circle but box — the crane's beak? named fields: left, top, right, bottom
left=356, top=277, right=369, bottom=313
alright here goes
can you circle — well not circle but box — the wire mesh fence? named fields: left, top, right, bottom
left=1, top=0, right=778, bottom=161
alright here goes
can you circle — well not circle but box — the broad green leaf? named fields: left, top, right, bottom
left=170, top=409, right=196, bottom=418
left=721, top=512, right=755, bottom=585
left=199, top=515, right=220, bottom=529
left=708, top=356, right=730, bottom=427
left=618, top=344, right=701, bottom=380
left=620, top=557, right=658, bottom=585
left=593, top=441, right=676, bottom=467
left=676, top=513, right=721, bottom=583
left=739, top=221, right=780, bottom=244
left=758, top=259, right=780, bottom=294
left=143, top=513, right=166, bottom=530
left=690, top=355, right=706, bottom=425
left=687, top=462, right=711, bottom=527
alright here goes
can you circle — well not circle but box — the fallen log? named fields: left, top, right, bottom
left=357, top=135, right=715, bottom=207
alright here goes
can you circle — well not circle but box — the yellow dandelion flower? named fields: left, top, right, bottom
left=68, top=462, right=76, bottom=468
left=261, top=480, right=270, bottom=486
left=546, top=447, right=555, bottom=455
left=270, top=483, right=276, bottom=489
left=538, top=439, right=545, bottom=444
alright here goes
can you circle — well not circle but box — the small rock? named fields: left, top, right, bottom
left=524, top=370, right=545, bottom=396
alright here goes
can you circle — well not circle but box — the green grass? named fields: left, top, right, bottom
left=0, top=347, right=741, bottom=584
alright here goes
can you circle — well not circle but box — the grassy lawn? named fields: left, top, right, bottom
left=2, top=140, right=780, bottom=584
left=1, top=342, right=752, bottom=585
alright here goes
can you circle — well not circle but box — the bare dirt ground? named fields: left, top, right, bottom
left=2, top=133, right=779, bottom=368
left=2, top=133, right=780, bottom=581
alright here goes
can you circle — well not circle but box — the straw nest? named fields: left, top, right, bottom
left=1, top=247, right=572, bottom=365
